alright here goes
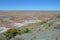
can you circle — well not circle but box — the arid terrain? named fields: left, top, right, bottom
left=0, top=11, right=59, bottom=28
left=0, top=11, right=59, bottom=15
left=0, top=11, right=60, bottom=40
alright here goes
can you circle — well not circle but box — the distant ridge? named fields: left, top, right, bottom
left=0, top=10, right=60, bottom=16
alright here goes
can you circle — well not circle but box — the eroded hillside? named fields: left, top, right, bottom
left=0, top=11, right=60, bottom=40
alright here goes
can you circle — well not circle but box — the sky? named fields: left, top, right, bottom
left=0, top=0, right=60, bottom=10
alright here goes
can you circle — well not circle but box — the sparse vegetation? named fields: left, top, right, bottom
left=45, top=26, right=49, bottom=29
left=40, top=20, right=48, bottom=25
left=17, top=27, right=32, bottom=35
left=24, top=28, right=31, bottom=33
left=4, top=28, right=17, bottom=39
left=56, top=14, right=60, bottom=18
left=48, top=22, right=53, bottom=27
left=0, top=11, right=60, bottom=40
left=0, top=38, right=2, bottom=40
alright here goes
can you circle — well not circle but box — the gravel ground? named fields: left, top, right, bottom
left=10, top=18, right=60, bottom=40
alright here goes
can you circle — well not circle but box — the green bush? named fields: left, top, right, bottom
left=48, top=23, right=53, bottom=27
left=17, top=29, right=24, bottom=35
left=0, top=38, right=2, bottom=40
left=40, top=20, right=48, bottom=25
left=56, top=14, right=60, bottom=18
left=17, top=28, right=31, bottom=35
left=24, top=28, right=31, bottom=33
left=4, top=28, right=17, bottom=39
